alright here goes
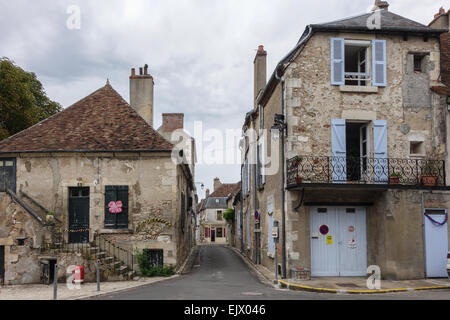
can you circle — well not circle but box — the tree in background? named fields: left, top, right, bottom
left=0, top=58, right=62, bottom=140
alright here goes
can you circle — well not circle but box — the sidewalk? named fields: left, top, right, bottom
left=0, top=276, right=179, bottom=300
left=230, top=246, right=450, bottom=295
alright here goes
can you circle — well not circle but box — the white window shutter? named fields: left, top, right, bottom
left=330, top=38, right=345, bottom=85
left=331, top=119, right=347, bottom=183
left=373, top=120, right=388, bottom=183
left=267, top=214, right=274, bottom=255
left=372, top=40, right=387, bottom=87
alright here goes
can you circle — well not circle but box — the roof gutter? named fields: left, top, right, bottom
left=310, top=24, right=448, bottom=35
left=0, top=149, right=173, bottom=155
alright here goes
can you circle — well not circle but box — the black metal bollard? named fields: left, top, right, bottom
left=53, top=264, right=58, bottom=300
left=97, top=259, right=101, bottom=292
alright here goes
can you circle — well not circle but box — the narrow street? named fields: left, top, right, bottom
left=89, top=245, right=450, bottom=300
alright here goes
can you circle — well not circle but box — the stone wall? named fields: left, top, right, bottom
left=0, top=192, right=47, bottom=284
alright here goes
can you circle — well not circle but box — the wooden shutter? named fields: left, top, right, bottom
left=331, top=38, right=345, bottom=85
left=373, top=120, right=388, bottom=183
left=105, top=186, right=129, bottom=229
left=331, top=119, right=347, bottom=183
left=372, top=40, right=387, bottom=87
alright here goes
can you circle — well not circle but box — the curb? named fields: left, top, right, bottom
left=278, top=280, right=450, bottom=295
left=228, top=246, right=276, bottom=287
left=73, top=275, right=180, bottom=300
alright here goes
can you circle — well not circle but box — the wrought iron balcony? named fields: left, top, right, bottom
left=287, top=155, right=446, bottom=188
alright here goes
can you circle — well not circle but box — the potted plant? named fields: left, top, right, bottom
left=389, top=173, right=402, bottom=185
left=421, top=150, right=440, bottom=187
left=46, top=211, right=56, bottom=225
left=292, top=156, right=303, bottom=167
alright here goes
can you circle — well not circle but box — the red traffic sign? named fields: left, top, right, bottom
left=319, top=225, right=329, bottom=235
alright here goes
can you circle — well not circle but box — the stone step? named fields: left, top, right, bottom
left=96, top=252, right=106, bottom=257
left=103, top=256, right=114, bottom=262
left=119, top=266, right=128, bottom=273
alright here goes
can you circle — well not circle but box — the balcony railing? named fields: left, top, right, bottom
left=287, top=155, right=446, bottom=187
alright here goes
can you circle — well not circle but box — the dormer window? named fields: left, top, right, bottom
left=331, top=38, right=387, bottom=87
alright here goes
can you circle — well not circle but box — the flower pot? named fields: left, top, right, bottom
left=389, top=177, right=400, bottom=185
left=422, top=175, right=437, bottom=187
left=45, top=214, right=55, bottom=225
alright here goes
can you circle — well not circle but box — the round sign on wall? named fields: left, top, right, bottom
left=319, top=225, right=329, bottom=235
left=349, top=226, right=355, bottom=233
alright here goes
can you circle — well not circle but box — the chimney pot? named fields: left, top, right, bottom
left=144, top=64, right=148, bottom=75
left=131, top=68, right=136, bottom=77
left=139, top=67, right=143, bottom=75
left=373, top=0, right=389, bottom=11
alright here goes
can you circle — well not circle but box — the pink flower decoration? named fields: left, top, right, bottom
left=108, top=201, right=123, bottom=214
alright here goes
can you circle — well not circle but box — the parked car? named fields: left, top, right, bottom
left=447, top=252, right=450, bottom=277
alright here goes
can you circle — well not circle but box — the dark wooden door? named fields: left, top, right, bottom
left=68, top=187, right=90, bottom=243
left=0, top=246, right=5, bottom=284
left=104, top=186, right=129, bottom=229
left=0, top=158, right=16, bottom=192
left=144, top=249, right=164, bottom=268
left=211, top=230, right=216, bottom=242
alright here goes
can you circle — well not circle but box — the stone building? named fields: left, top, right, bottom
left=198, top=178, right=239, bottom=245
left=0, top=66, right=196, bottom=284
left=239, top=1, right=450, bottom=280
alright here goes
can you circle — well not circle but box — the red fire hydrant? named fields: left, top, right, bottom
left=73, top=265, right=85, bottom=284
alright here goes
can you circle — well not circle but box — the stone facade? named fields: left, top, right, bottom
left=238, top=7, right=450, bottom=280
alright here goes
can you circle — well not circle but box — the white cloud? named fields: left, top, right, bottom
left=1, top=0, right=446, bottom=198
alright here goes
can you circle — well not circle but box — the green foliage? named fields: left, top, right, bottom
left=46, top=211, right=55, bottom=216
left=136, top=251, right=175, bottom=277
left=223, top=208, right=235, bottom=223
left=389, top=173, right=402, bottom=178
left=0, top=57, right=62, bottom=140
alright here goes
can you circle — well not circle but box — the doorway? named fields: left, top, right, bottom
left=310, top=207, right=367, bottom=277
left=0, top=246, right=4, bottom=284
left=346, top=123, right=369, bottom=182
left=211, top=230, right=216, bottom=243
left=68, top=187, right=90, bottom=243
left=424, top=209, right=448, bottom=278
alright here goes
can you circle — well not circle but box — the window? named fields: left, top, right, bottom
left=331, top=38, right=386, bottom=87
left=217, top=211, right=223, bottom=221
left=216, top=228, right=223, bottom=238
left=344, top=41, right=370, bottom=86
left=104, top=186, right=129, bottom=229
left=414, top=55, right=423, bottom=72
left=410, top=141, right=425, bottom=156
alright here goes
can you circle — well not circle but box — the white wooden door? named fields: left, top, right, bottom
left=311, top=207, right=367, bottom=277
left=424, top=209, right=449, bottom=278
left=338, top=208, right=367, bottom=276
left=311, top=208, right=339, bottom=276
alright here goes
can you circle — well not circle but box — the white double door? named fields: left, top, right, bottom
left=311, top=207, right=367, bottom=277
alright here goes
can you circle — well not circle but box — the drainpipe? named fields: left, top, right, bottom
left=275, top=68, right=287, bottom=279
left=253, top=119, right=260, bottom=264
left=240, top=165, right=244, bottom=253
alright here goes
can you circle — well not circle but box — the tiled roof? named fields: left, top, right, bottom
left=311, top=10, right=446, bottom=34
left=0, top=83, right=173, bottom=153
left=209, top=182, right=241, bottom=198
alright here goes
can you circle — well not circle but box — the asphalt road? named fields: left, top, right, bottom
left=90, top=245, right=450, bottom=300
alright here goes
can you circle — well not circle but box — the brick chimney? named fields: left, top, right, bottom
left=213, top=177, right=222, bottom=192
left=161, top=113, right=184, bottom=133
left=435, top=7, right=446, bottom=19
left=372, top=0, right=389, bottom=11
left=130, top=64, right=154, bottom=126
left=254, top=45, right=267, bottom=107
left=205, top=189, right=210, bottom=198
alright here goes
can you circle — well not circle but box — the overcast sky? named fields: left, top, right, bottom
left=1, top=0, right=447, bottom=199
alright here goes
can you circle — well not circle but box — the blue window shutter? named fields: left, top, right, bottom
left=267, top=214, right=274, bottom=255
left=331, top=119, right=347, bottom=182
left=373, top=120, right=388, bottom=183
left=372, top=40, right=387, bottom=87
left=331, top=38, right=345, bottom=85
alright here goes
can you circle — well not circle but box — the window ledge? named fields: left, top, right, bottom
left=339, top=85, right=379, bottom=93
left=99, top=229, right=132, bottom=234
